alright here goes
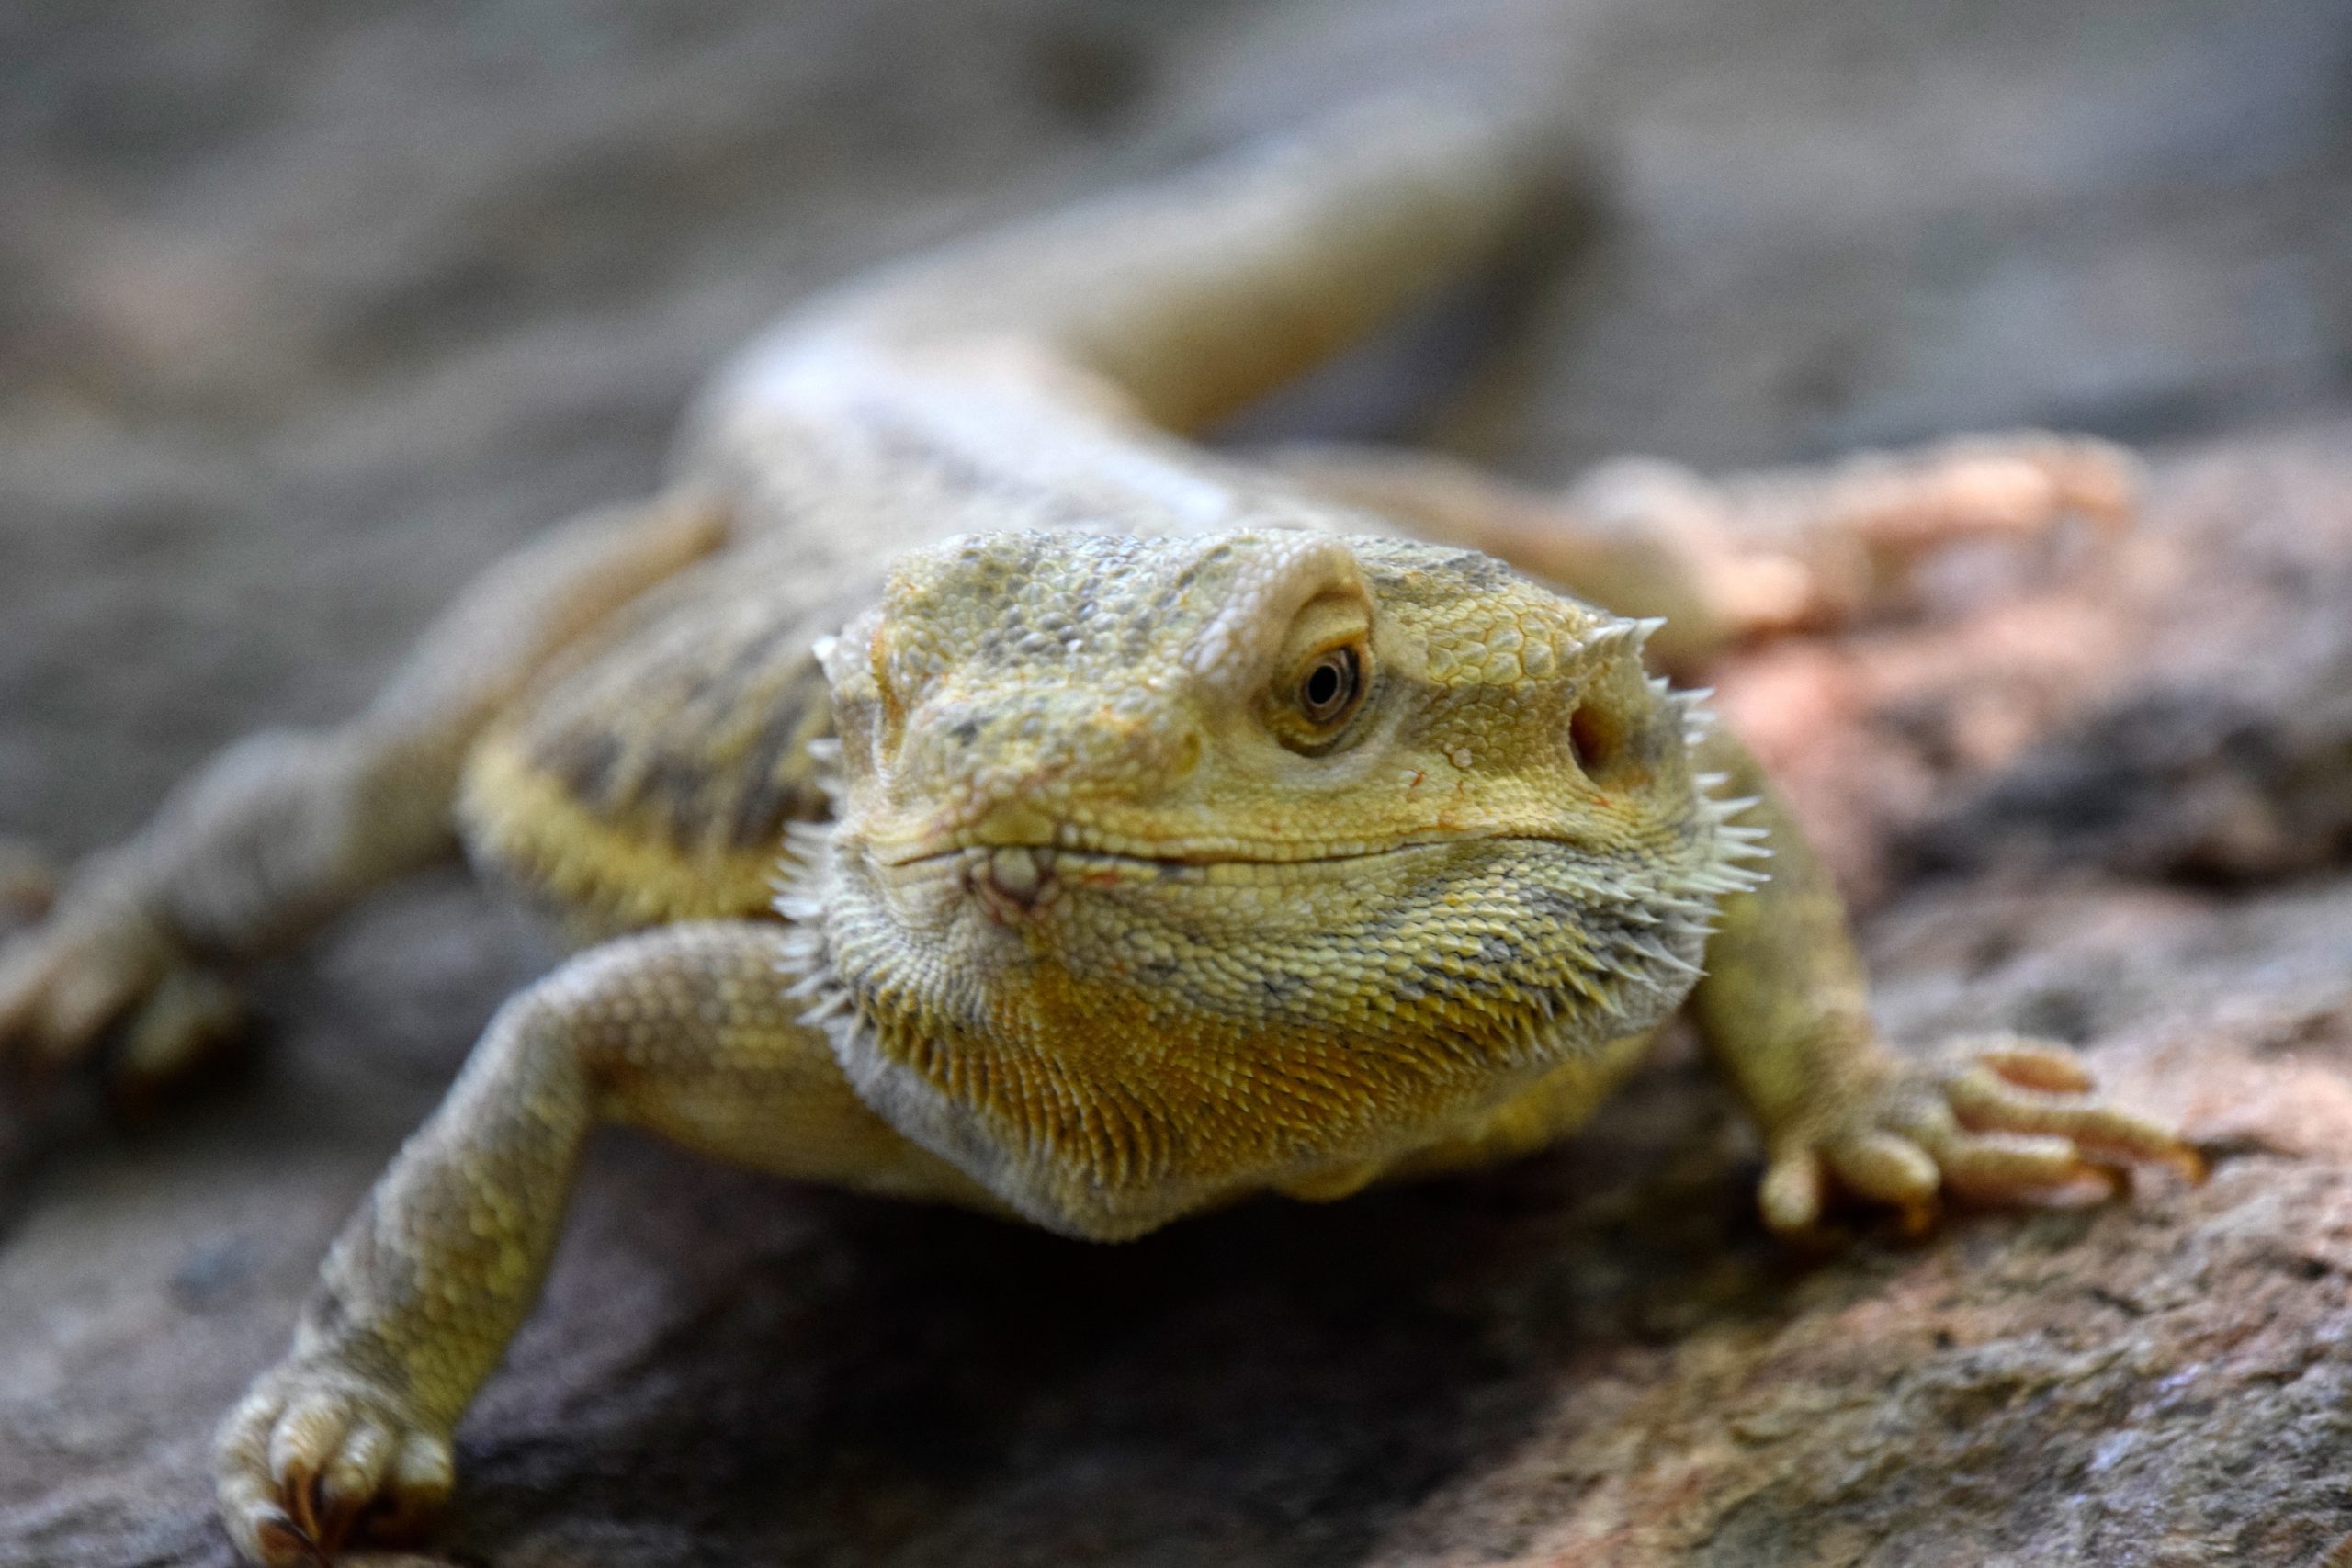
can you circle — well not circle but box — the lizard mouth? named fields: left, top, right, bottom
left=868, top=823, right=1512, bottom=872
left=873, top=833, right=1518, bottom=927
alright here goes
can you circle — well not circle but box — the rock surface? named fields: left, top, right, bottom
left=4, top=3, right=2350, bottom=1565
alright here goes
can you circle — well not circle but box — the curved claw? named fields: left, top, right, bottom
left=216, top=1367, right=454, bottom=1567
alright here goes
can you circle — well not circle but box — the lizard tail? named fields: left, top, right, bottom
left=714, top=96, right=1570, bottom=434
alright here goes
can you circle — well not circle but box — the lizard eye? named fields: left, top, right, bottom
left=1260, top=591, right=1376, bottom=755
left=1294, top=641, right=1367, bottom=732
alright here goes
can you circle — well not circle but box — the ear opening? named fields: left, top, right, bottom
left=1564, top=647, right=1669, bottom=792
left=1566, top=702, right=1620, bottom=779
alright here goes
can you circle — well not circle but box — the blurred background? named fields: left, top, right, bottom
left=5, top=4, right=2352, bottom=1565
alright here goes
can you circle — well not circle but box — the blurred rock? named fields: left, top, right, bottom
left=1907, top=436, right=2352, bottom=884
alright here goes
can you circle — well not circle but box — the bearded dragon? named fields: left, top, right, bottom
left=0, top=99, right=2193, bottom=1563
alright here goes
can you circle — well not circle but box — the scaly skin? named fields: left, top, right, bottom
left=0, top=98, right=2191, bottom=1563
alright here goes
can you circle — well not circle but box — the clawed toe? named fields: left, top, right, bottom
left=1827, top=433, right=2141, bottom=554
left=111, top=966, right=248, bottom=1104
left=1764, top=1033, right=2196, bottom=1236
left=1930, top=1128, right=2107, bottom=1202
left=1966, top=1039, right=2094, bottom=1093
left=1689, top=432, right=2143, bottom=640
left=0, top=901, right=244, bottom=1097
left=1939, top=1034, right=2203, bottom=1184
left=0, top=915, right=162, bottom=1076
left=216, top=1370, right=452, bottom=1566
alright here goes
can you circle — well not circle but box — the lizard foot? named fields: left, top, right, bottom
left=0, top=888, right=246, bottom=1096
left=1758, top=1032, right=2201, bottom=1237
left=1568, top=431, right=2141, bottom=661
left=214, top=1362, right=455, bottom=1566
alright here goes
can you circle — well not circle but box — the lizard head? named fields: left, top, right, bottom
left=784, top=529, right=1759, bottom=1237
